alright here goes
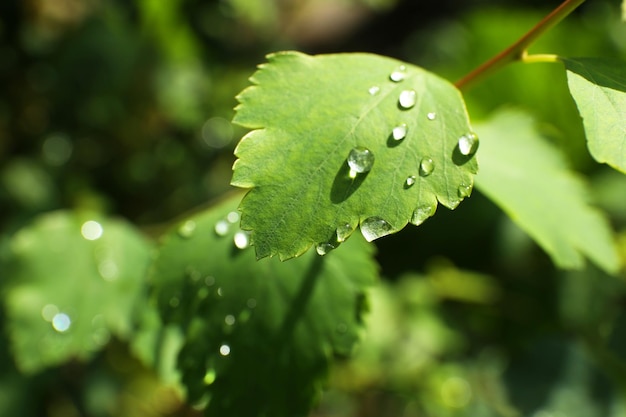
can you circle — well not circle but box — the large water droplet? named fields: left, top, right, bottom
left=316, top=242, right=337, bottom=256
left=81, top=220, right=103, bottom=241
left=203, top=368, right=217, bottom=385
left=389, top=65, right=407, bottom=82
left=419, top=158, right=435, bottom=176
left=336, top=223, right=353, bottom=243
left=178, top=220, right=196, bottom=238
left=427, top=112, right=437, bottom=121
left=233, top=231, right=251, bottom=249
left=360, top=217, right=394, bottom=242
left=398, top=90, right=417, bottom=109
left=368, top=85, right=380, bottom=95
left=214, top=220, right=229, bottom=236
left=457, top=133, right=479, bottom=156
left=52, top=312, right=71, bottom=333
left=219, top=344, right=231, bottom=356
left=458, top=183, right=473, bottom=198
left=347, top=147, right=374, bottom=174
left=405, top=175, right=416, bottom=187
left=392, top=124, right=408, bottom=141
left=411, top=203, right=437, bottom=226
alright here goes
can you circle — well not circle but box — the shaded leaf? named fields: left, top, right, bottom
left=4, top=211, right=151, bottom=373
left=232, top=51, right=478, bottom=259
left=475, top=110, right=620, bottom=274
left=150, top=194, right=377, bottom=417
left=563, top=57, right=626, bottom=173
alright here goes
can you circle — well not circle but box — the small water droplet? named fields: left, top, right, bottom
left=347, top=147, right=374, bottom=174
left=214, top=220, right=229, bottom=236
left=81, top=220, right=103, bottom=241
left=368, top=85, right=380, bottom=95
left=360, top=217, right=394, bottom=242
left=98, top=259, right=119, bottom=282
left=336, top=223, right=353, bottom=242
left=419, top=158, right=435, bottom=176
left=205, top=276, right=216, bottom=286
left=458, top=183, right=472, bottom=198
left=169, top=297, right=180, bottom=308
left=233, top=231, right=251, bottom=249
left=316, top=242, right=337, bottom=256
left=219, top=344, right=231, bottom=356
left=392, top=124, right=408, bottom=141
left=203, top=368, right=217, bottom=385
left=389, top=65, right=407, bottom=82
left=411, top=203, right=437, bottom=226
left=405, top=175, right=416, bottom=187
left=398, top=90, right=416, bottom=109
left=216, top=287, right=224, bottom=297
left=52, top=312, right=71, bottom=333
left=427, top=112, right=437, bottom=120
left=224, top=315, right=236, bottom=326
left=246, top=298, right=257, bottom=309
left=178, top=220, right=196, bottom=238
left=457, top=133, right=479, bottom=156
left=41, top=304, right=59, bottom=322
left=226, top=211, right=240, bottom=224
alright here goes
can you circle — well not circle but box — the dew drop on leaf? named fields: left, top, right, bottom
left=224, top=314, right=236, bottom=326
left=219, top=344, right=231, bottom=356
left=458, top=183, right=473, bottom=198
left=316, top=242, right=337, bottom=256
left=233, top=230, right=251, bottom=249
left=360, top=217, right=394, bottom=242
left=347, top=147, right=374, bottom=174
left=214, top=219, right=230, bottom=236
left=81, top=220, right=103, bottom=241
left=419, top=158, right=435, bottom=177
left=178, top=220, right=196, bottom=239
left=398, top=90, right=417, bottom=109
left=368, top=85, right=380, bottom=95
left=392, top=124, right=408, bottom=141
left=389, top=65, right=407, bottom=82
left=405, top=176, right=416, bottom=187
left=457, top=133, right=479, bottom=156
left=412, top=203, right=437, bottom=226
left=226, top=211, right=240, bottom=224
left=336, top=223, right=353, bottom=242
left=427, top=112, right=437, bottom=120
left=51, top=312, right=71, bottom=333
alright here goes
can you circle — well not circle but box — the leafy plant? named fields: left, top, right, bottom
left=1, top=1, right=625, bottom=417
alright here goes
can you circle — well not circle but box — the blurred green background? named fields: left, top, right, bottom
left=1, top=0, right=626, bottom=416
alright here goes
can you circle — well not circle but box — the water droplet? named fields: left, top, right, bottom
left=219, top=344, right=231, bottom=356
left=52, top=312, right=71, bottom=333
left=398, top=90, right=416, bottom=109
left=389, top=65, right=407, bottom=82
left=203, top=368, right=217, bottom=385
left=405, top=175, right=416, bottom=187
left=216, top=287, right=224, bottom=297
left=427, top=112, right=437, bottom=120
left=178, top=220, right=196, bottom=238
left=205, top=276, right=216, bottom=286
left=368, top=85, right=380, bottom=95
left=419, top=158, right=435, bottom=176
left=214, top=220, right=229, bottom=236
left=458, top=183, right=472, bottom=198
left=336, top=223, right=353, bottom=242
left=98, top=259, right=119, bottom=282
left=246, top=298, right=257, bottom=309
left=392, top=124, right=408, bottom=141
left=457, top=133, right=479, bottom=156
left=169, top=297, right=180, bottom=308
left=224, top=315, right=236, bottom=326
left=347, top=147, right=374, bottom=174
left=233, top=231, right=251, bottom=249
left=81, top=221, right=103, bottom=241
left=316, top=242, right=337, bottom=256
left=41, top=304, right=59, bottom=322
left=360, top=217, right=394, bottom=242
left=411, top=203, right=437, bottom=226
left=226, top=211, right=240, bottom=224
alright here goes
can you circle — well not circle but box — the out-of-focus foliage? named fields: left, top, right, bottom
left=0, top=0, right=625, bottom=417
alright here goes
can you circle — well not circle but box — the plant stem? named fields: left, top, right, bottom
left=455, top=0, right=587, bottom=90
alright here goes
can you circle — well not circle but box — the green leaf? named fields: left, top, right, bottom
left=232, top=51, right=478, bottom=260
left=562, top=57, right=626, bottom=173
left=475, top=110, right=620, bottom=274
left=150, top=194, right=377, bottom=417
left=4, top=211, right=151, bottom=373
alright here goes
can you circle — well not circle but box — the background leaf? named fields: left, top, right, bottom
left=232, top=51, right=478, bottom=259
left=150, top=194, right=377, bottom=417
left=474, top=110, right=620, bottom=274
left=4, top=211, right=152, bottom=373
left=562, top=57, right=626, bottom=173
